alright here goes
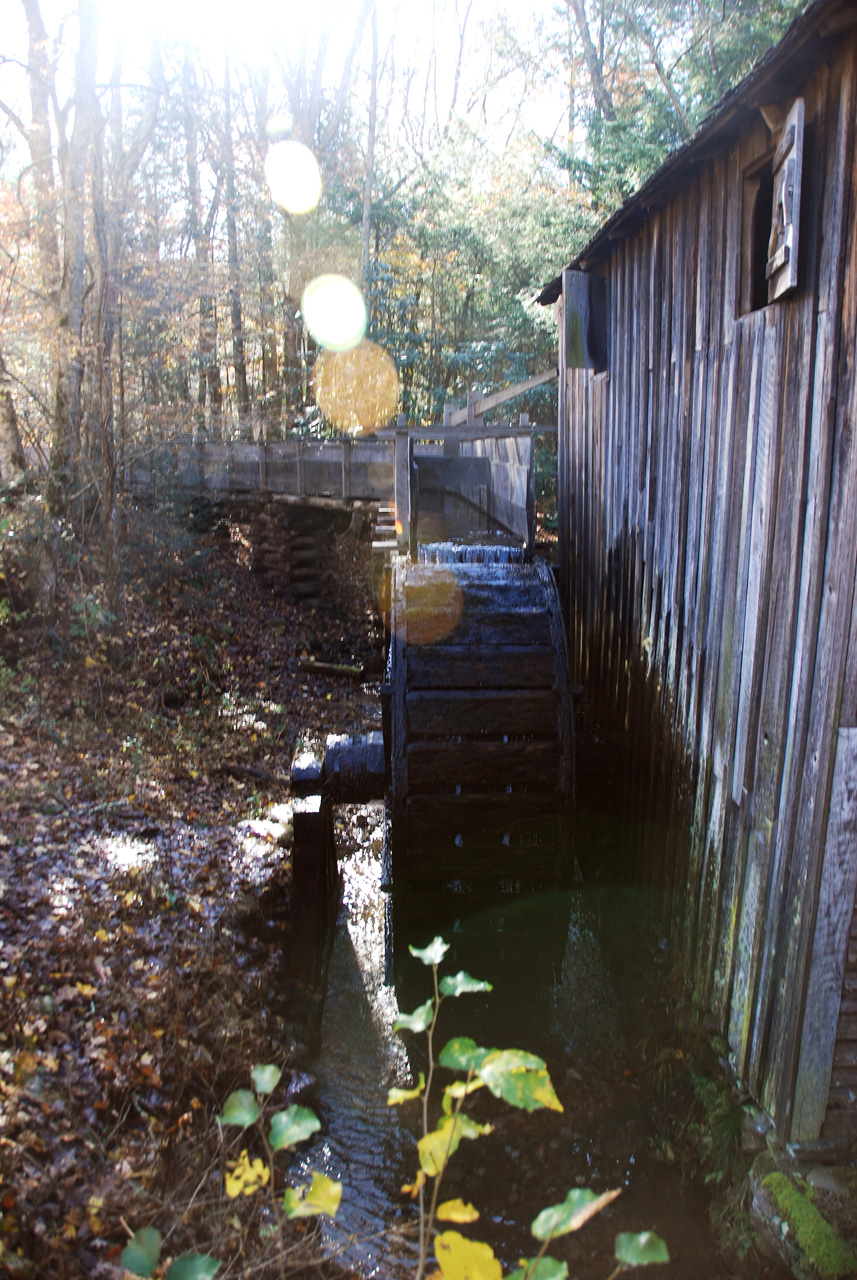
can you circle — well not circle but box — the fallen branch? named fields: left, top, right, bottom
left=298, top=657, right=364, bottom=680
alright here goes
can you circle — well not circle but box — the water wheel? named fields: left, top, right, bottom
left=384, top=543, right=574, bottom=908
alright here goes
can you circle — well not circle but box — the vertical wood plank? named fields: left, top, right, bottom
left=792, top=729, right=857, bottom=1139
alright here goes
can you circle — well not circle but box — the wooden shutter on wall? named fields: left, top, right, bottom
left=766, top=97, right=805, bottom=302
left=562, top=269, right=609, bottom=371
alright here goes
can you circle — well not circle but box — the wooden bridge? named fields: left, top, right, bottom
left=127, top=387, right=555, bottom=556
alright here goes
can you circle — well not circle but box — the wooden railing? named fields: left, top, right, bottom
left=127, top=415, right=554, bottom=551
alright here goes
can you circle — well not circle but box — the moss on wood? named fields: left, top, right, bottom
left=762, top=1171, right=857, bottom=1280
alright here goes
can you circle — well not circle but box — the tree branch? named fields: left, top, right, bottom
left=566, top=0, right=615, bottom=122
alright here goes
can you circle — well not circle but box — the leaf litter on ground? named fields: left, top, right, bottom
left=0, top=503, right=382, bottom=1279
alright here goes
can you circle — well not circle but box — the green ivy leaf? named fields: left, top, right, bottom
left=165, top=1255, right=222, bottom=1280
left=614, top=1231, right=670, bottom=1266
left=219, top=1090, right=260, bottom=1128
left=283, top=1171, right=342, bottom=1219
left=409, top=937, right=449, bottom=966
left=387, top=1073, right=425, bottom=1105
left=508, top=1258, right=569, bottom=1280
left=269, top=1104, right=321, bottom=1150
left=477, top=1051, right=563, bottom=1113
left=418, top=1112, right=492, bottom=1177
left=121, top=1227, right=162, bottom=1278
left=438, top=1036, right=492, bottom=1072
left=531, top=1188, right=622, bottom=1241
left=439, top=971, right=493, bottom=998
left=393, top=1000, right=434, bottom=1033
left=251, top=1064, right=282, bottom=1095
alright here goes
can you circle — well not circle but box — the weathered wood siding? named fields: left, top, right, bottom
left=560, top=33, right=857, bottom=1140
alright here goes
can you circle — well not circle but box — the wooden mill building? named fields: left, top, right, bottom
left=538, top=0, right=857, bottom=1144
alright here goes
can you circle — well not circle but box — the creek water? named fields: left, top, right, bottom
left=288, top=786, right=782, bottom=1280
left=288, top=519, right=788, bottom=1278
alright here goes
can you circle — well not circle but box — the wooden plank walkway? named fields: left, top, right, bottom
left=126, top=422, right=550, bottom=551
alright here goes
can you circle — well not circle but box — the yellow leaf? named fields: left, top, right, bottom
left=436, top=1199, right=480, bottom=1224
left=225, top=1149, right=271, bottom=1198
left=76, top=982, right=96, bottom=997
left=94, top=929, right=109, bottom=943
left=85, top=655, right=98, bottom=669
left=401, top=1170, right=426, bottom=1198
left=435, top=1231, right=503, bottom=1280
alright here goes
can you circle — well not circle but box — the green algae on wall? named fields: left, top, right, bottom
left=763, top=1172, right=857, bottom=1280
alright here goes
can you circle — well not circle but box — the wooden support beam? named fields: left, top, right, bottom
left=394, top=426, right=410, bottom=551
left=446, top=368, right=558, bottom=427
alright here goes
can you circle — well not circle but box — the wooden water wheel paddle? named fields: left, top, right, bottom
left=385, top=543, right=574, bottom=905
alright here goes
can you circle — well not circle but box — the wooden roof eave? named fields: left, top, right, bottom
left=535, top=0, right=857, bottom=304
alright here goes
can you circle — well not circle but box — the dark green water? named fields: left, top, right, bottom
left=288, top=795, right=787, bottom=1280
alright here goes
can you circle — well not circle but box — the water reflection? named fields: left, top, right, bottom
left=290, top=835, right=419, bottom=1278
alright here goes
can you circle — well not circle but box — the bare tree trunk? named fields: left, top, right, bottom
left=224, top=54, right=250, bottom=435
left=21, top=0, right=61, bottom=304
left=46, top=0, right=98, bottom=518
left=621, top=8, right=690, bottom=138
left=91, top=44, right=161, bottom=620
left=361, top=0, right=378, bottom=300
left=252, top=70, right=280, bottom=435
left=566, top=0, right=615, bottom=123
left=0, top=375, right=27, bottom=488
left=183, top=53, right=223, bottom=439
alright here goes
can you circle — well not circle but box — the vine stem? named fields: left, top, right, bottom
left=255, top=1103, right=288, bottom=1280
left=416, top=963, right=442, bottom=1280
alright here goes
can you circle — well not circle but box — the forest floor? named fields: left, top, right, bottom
left=0, top=498, right=384, bottom=1279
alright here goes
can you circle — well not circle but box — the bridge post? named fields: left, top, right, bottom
left=466, top=387, right=483, bottom=428
left=341, top=435, right=351, bottom=500
left=395, top=425, right=410, bottom=552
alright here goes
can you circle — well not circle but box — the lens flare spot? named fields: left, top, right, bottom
left=405, top=569, right=464, bottom=646
left=264, top=140, right=322, bottom=214
left=315, top=340, right=400, bottom=433
left=301, top=275, right=367, bottom=352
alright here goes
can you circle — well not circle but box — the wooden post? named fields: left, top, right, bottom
left=290, top=744, right=336, bottom=985
left=466, top=387, right=483, bottom=428
left=409, top=435, right=418, bottom=559
left=395, top=424, right=410, bottom=551
left=341, top=435, right=351, bottom=500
